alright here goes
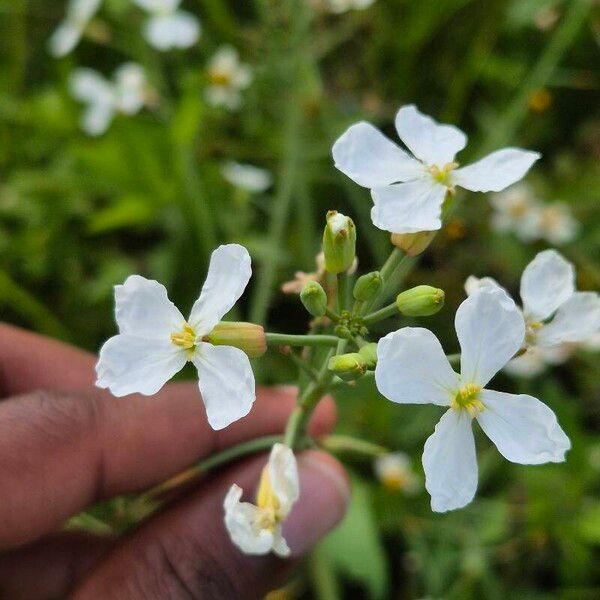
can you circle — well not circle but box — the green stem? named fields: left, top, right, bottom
left=265, top=333, right=340, bottom=347
left=337, top=271, right=349, bottom=312
left=325, top=307, right=340, bottom=322
left=285, top=350, right=320, bottom=380
left=359, top=248, right=407, bottom=315
left=320, top=434, right=388, bottom=458
left=363, top=302, right=399, bottom=326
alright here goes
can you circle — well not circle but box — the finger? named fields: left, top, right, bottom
left=0, top=532, right=114, bottom=600
left=0, top=387, right=335, bottom=548
left=71, top=451, right=350, bottom=600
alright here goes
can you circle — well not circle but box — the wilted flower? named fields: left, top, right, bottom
left=281, top=252, right=327, bottom=295
left=205, top=46, right=253, bottom=110
left=224, top=443, right=299, bottom=557
left=48, top=0, right=102, bottom=57
left=221, top=161, right=272, bottom=193
left=375, top=287, right=570, bottom=512
left=374, top=452, right=419, bottom=494
left=96, top=244, right=256, bottom=430
left=70, top=63, right=149, bottom=136
left=466, top=250, right=600, bottom=368
left=132, top=0, right=200, bottom=51
left=332, top=104, right=540, bottom=234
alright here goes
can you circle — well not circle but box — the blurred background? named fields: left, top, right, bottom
left=1, top=0, right=599, bottom=598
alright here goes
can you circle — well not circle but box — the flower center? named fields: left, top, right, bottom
left=451, top=383, right=484, bottom=417
left=428, top=161, right=458, bottom=191
left=256, top=466, right=282, bottom=531
left=209, top=70, right=232, bottom=87
left=170, top=322, right=197, bottom=359
left=525, top=320, right=543, bottom=345
left=508, top=200, right=528, bottom=218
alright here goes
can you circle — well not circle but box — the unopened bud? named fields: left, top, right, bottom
left=353, top=271, right=383, bottom=302
left=300, top=281, right=328, bottom=317
left=328, top=352, right=367, bottom=381
left=204, top=321, right=266, bottom=358
left=323, top=210, right=356, bottom=274
left=390, top=231, right=436, bottom=257
left=358, top=343, right=378, bottom=369
left=333, top=324, right=351, bottom=339
left=396, top=285, right=445, bottom=317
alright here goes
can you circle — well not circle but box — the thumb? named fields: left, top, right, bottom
left=71, top=450, right=349, bottom=599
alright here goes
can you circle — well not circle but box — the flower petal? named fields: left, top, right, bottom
left=370, top=179, right=446, bottom=234
left=95, top=335, right=186, bottom=396
left=144, top=11, right=200, bottom=50
left=69, top=68, right=114, bottom=104
left=81, top=102, right=114, bottom=137
left=223, top=485, right=275, bottom=555
left=48, top=23, right=81, bottom=57
left=464, top=275, right=503, bottom=297
left=114, top=275, right=186, bottom=339
left=193, top=343, right=255, bottom=430
left=453, top=148, right=540, bottom=192
left=520, top=249, right=575, bottom=322
left=395, top=104, right=467, bottom=166
left=268, top=444, right=299, bottom=517
left=477, top=390, right=570, bottom=464
left=422, top=409, right=478, bottom=512
left=536, top=292, right=600, bottom=346
left=375, top=328, right=457, bottom=406
left=456, top=287, right=525, bottom=387
left=332, top=122, right=423, bottom=188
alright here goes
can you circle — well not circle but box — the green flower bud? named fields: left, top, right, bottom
left=358, top=343, right=378, bottom=369
left=396, top=285, right=445, bottom=317
left=323, top=210, right=356, bottom=274
left=333, top=324, right=351, bottom=339
left=204, top=321, right=267, bottom=358
left=300, top=281, right=328, bottom=317
left=390, top=231, right=436, bottom=257
left=328, top=352, right=367, bottom=381
left=353, top=271, right=383, bottom=302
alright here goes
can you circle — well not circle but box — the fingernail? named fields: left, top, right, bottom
left=283, top=450, right=350, bottom=556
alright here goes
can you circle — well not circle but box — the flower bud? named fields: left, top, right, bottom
left=204, top=321, right=267, bottom=358
left=353, top=271, right=383, bottom=302
left=396, top=285, right=445, bottom=317
left=323, top=210, right=356, bottom=274
left=390, top=231, right=436, bottom=257
left=358, top=343, right=378, bottom=369
left=328, top=352, right=367, bottom=381
left=300, top=281, right=328, bottom=317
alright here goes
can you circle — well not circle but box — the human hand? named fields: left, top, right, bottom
left=0, top=323, right=349, bottom=599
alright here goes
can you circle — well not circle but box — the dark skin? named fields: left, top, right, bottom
left=0, top=323, right=349, bottom=599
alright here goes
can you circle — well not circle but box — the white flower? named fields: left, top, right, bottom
left=224, top=443, right=299, bottom=557
left=205, top=46, right=253, bottom=110
left=503, top=344, right=574, bottom=378
left=489, top=183, right=542, bottom=241
left=96, top=244, right=255, bottom=430
left=221, top=161, right=272, bottom=193
left=374, top=452, right=419, bottom=494
left=314, top=0, right=376, bottom=14
left=332, top=104, right=540, bottom=234
left=535, top=202, right=579, bottom=245
left=375, top=287, right=571, bottom=512
left=69, top=63, right=149, bottom=136
left=133, top=0, right=200, bottom=51
left=466, top=250, right=600, bottom=358
left=48, top=0, right=102, bottom=57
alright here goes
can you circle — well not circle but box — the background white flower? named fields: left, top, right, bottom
left=205, top=46, right=253, bottom=110
left=221, top=161, right=273, bottom=193
left=70, top=63, right=149, bottom=136
left=503, top=344, right=575, bottom=378
left=535, top=202, right=579, bottom=245
left=375, top=287, right=570, bottom=512
left=374, top=452, right=419, bottom=494
left=313, top=0, right=376, bottom=14
left=48, top=0, right=102, bottom=57
left=96, top=244, right=255, bottom=430
left=465, top=250, right=600, bottom=363
left=224, top=443, right=299, bottom=557
left=489, top=183, right=542, bottom=241
left=332, top=104, right=540, bottom=234
left=133, top=0, right=200, bottom=51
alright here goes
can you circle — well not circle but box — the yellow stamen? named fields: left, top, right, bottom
left=170, top=323, right=196, bottom=359
left=451, top=383, right=484, bottom=418
left=525, top=320, right=543, bottom=345
left=428, top=161, right=458, bottom=192
left=209, top=71, right=232, bottom=86
left=256, top=465, right=281, bottom=531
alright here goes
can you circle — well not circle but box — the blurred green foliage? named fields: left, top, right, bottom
left=1, top=0, right=599, bottom=598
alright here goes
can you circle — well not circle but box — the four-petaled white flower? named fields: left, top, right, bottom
left=96, top=244, right=256, bottom=430
left=221, top=161, right=273, bottom=194
left=534, top=202, right=579, bottom=245
left=70, top=63, right=149, bottom=136
left=466, top=250, right=600, bottom=367
left=332, top=104, right=540, bottom=234
left=133, top=0, right=200, bottom=51
left=374, top=452, right=419, bottom=494
left=312, top=0, right=376, bottom=14
left=375, top=287, right=571, bottom=512
left=224, top=443, right=299, bottom=557
left=49, top=0, right=102, bottom=57
left=205, top=46, right=253, bottom=110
